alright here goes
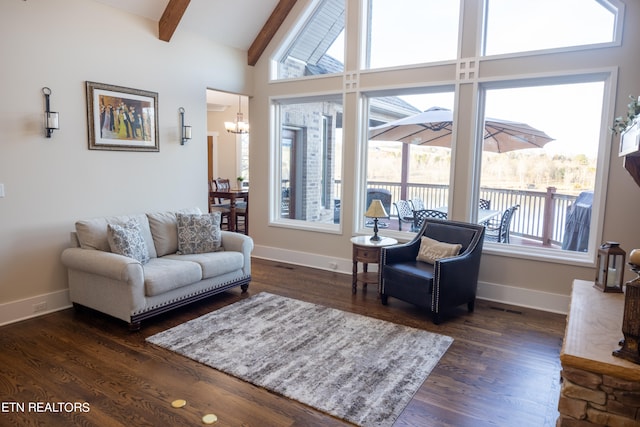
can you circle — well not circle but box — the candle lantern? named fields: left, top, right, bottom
left=594, top=241, right=625, bottom=293
left=613, top=265, right=640, bottom=364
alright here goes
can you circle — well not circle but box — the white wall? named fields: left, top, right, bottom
left=0, top=0, right=252, bottom=322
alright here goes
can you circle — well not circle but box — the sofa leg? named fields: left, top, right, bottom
left=468, top=300, right=475, bottom=313
left=380, top=294, right=388, bottom=305
left=241, top=284, right=249, bottom=293
left=129, top=321, right=141, bottom=332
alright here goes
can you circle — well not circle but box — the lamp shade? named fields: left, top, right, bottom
left=365, top=199, right=388, bottom=218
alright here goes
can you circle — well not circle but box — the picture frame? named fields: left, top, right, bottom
left=86, top=81, right=159, bottom=152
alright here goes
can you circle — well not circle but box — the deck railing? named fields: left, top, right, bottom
left=334, top=180, right=580, bottom=246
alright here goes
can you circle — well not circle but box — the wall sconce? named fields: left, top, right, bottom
left=42, top=87, right=59, bottom=138
left=179, top=107, right=192, bottom=145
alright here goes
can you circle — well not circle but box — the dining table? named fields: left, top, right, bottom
left=209, top=188, right=249, bottom=232
left=477, top=208, right=501, bottom=224
left=433, top=206, right=502, bottom=225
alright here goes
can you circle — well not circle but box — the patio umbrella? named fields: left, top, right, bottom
left=368, top=106, right=554, bottom=153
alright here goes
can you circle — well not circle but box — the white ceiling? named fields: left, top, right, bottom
left=92, top=0, right=279, bottom=108
left=92, top=0, right=280, bottom=51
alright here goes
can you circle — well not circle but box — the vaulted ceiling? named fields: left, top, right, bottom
left=92, top=0, right=297, bottom=65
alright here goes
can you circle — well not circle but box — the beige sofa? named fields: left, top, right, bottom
left=61, top=208, right=253, bottom=330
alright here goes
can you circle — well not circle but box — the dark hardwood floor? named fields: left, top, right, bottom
left=0, top=258, right=566, bottom=427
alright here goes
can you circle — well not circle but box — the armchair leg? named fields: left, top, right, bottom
left=380, top=294, right=388, bottom=305
left=432, top=313, right=441, bottom=325
left=468, top=300, right=475, bottom=313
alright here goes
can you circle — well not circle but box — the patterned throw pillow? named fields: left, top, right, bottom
left=416, top=236, right=462, bottom=264
left=107, top=219, right=150, bottom=264
left=176, top=212, right=222, bottom=255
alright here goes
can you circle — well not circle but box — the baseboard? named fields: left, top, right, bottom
left=253, top=244, right=355, bottom=275
left=476, top=281, right=570, bottom=315
left=0, top=289, right=72, bottom=327
left=253, top=244, right=570, bottom=314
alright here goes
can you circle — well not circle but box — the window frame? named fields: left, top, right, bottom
left=269, top=94, right=345, bottom=234
left=264, top=0, right=624, bottom=267
left=472, top=69, right=618, bottom=266
left=355, top=86, right=457, bottom=239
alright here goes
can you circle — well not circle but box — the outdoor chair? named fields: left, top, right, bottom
left=380, top=218, right=485, bottom=324
left=479, top=199, right=491, bottom=209
left=413, top=209, right=447, bottom=230
left=485, top=204, right=519, bottom=243
left=410, top=198, right=425, bottom=211
left=393, top=200, right=414, bottom=231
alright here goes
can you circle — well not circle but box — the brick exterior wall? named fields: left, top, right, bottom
left=281, top=101, right=339, bottom=223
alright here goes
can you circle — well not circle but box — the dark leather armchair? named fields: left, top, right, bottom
left=380, top=218, right=485, bottom=324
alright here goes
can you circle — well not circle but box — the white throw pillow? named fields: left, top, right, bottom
left=176, top=212, right=222, bottom=255
left=416, top=236, right=462, bottom=264
left=107, top=219, right=150, bottom=264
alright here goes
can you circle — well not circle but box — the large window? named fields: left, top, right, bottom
left=366, top=91, right=454, bottom=232
left=272, top=96, right=343, bottom=231
left=483, top=0, right=618, bottom=56
left=476, top=79, right=607, bottom=253
left=267, top=0, right=622, bottom=263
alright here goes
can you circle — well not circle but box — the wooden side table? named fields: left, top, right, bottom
left=350, top=236, right=397, bottom=293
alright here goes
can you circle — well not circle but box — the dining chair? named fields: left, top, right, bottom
left=209, top=180, right=232, bottom=230
left=215, top=177, right=248, bottom=234
left=214, top=177, right=230, bottom=191
left=413, top=209, right=447, bottom=230
left=393, top=200, right=415, bottom=231
left=485, top=204, right=519, bottom=243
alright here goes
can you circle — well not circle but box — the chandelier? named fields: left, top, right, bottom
left=224, top=96, right=249, bottom=134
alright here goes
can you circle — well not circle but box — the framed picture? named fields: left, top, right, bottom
left=86, top=81, right=159, bottom=152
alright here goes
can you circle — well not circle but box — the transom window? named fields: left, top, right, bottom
left=365, top=0, right=460, bottom=69
left=274, top=0, right=345, bottom=80
left=483, top=0, right=618, bottom=56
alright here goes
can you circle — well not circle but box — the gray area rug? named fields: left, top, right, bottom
left=146, top=292, right=453, bottom=427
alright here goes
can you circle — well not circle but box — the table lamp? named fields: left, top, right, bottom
left=365, top=199, right=388, bottom=242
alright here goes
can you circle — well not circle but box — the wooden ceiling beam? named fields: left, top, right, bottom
left=248, top=0, right=298, bottom=66
left=159, top=0, right=191, bottom=42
